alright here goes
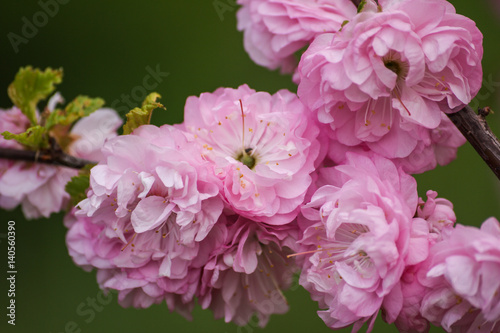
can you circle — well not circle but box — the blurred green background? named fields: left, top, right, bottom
left=0, top=1, right=499, bottom=332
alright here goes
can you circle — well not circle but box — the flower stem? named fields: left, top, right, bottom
left=2, top=105, right=500, bottom=181
left=447, top=105, right=500, bottom=180
left=0, top=147, right=96, bottom=169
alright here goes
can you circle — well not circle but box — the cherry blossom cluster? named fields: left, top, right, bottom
left=65, top=85, right=314, bottom=326
left=0, top=94, right=122, bottom=218
left=1, top=0, right=498, bottom=332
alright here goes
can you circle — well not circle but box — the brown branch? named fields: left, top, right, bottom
left=447, top=105, right=500, bottom=180
left=2, top=105, right=499, bottom=181
left=0, top=147, right=96, bottom=169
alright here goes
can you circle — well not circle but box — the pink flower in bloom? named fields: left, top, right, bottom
left=0, top=107, right=34, bottom=210
left=395, top=265, right=431, bottom=333
left=297, top=153, right=418, bottom=331
left=0, top=107, right=30, bottom=150
left=65, top=208, right=116, bottom=271
left=0, top=106, right=122, bottom=218
left=65, top=210, right=205, bottom=316
left=419, top=218, right=500, bottom=332
left=72, top=125, right=224, bottom=313
left=183, top=84, right=320, bottom=225
left=236, top=0, right=357, bottom=74
left=198, top=214, right=299, bottom=327
left=298, top=0, right=482, bottom=159
left=416, top=190, right=456, bottom=239
left=394, top=113, right=466, bottom=174
left=68, top=108, right=125, bottom=162
left=394, top=190, right=456, bottom=332
left=326, top=112, right=465, bottom=174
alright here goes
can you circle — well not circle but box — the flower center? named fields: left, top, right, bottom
left=384, top=60, right=402, bottom=76
left=382, top=55, right=412, bottom=115
left=236, top=147, right=256, bottom=169
left=383, top=55, right=409, bottom=82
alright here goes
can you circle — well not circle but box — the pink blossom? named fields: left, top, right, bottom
left=0, top=107, right=122, bottom=218
left=198, top=214, right=299, bottom=327
left=79, top=124, right=224, bottom=246
left=394, top=190, right=456, bottom=332
left=394, top=113, right=465, bottom=174
left=326, top=111, right=465, bottom=174
left=416, top=190, right=456, bottom=238
left=236, top=0, right=356, bottom=75
left=394, top=264, right=431, bottom=333
left=183, top=84, right=321, bottom=225
left=67, top=108, right=123, bottom=162
left=297, top=153, right=417, bottom=331
left=0, top=107, right=39, bottom=209
left=420, top=218, right=500, bottom=332
left=65, top=209, right=203, bottom=316
left=70, top=124, right=224, bottom=314
left=298, top=0, right=482, bottom=159
left=65, top=208, right=117, bottom=271
left=0, top=107, right=30, bottom=149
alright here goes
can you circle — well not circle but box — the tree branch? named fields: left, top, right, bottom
left=2, top=105, right=500, bottom=181
left=447, top=105, right=500, bottom=180
left=0, top=147, right=96, bottom=169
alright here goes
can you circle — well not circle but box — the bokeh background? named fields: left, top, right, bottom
left=0, top=1, right=499, bottom=332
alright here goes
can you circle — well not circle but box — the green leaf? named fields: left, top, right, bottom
left=8, top=66, right=63, bottom=126
left=45, top=96, right=105, bottom=129
left=2, top=126, right=49, bottom=149
left=357, top=0, right=367, bottom=12
left=65, top=174, right=90, bottom=207
left=339, top=20, right=349, bottom=32
left=122, top=93, right=165, bottom=135
left=141, top=92, right=163, bottom=108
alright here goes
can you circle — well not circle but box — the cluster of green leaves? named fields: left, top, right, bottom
left=2, top=66, right=166, bottom=210
left=8, top=66, right=63, bottom=125
left=1, top=66, right=105, bottom=150
left=3, top=67, right=167, bottom=147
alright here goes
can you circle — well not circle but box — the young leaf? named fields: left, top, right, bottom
left=45, top=96, right=105, bottom=129
left=339, top=20, right=349, bottom=32
left=141, top=92, right=163, bottom=108
left=122, top=92, right=165, bottom=135
left=357, top=0, right=367, bottom=12
left=8, top=67, right=63, bottom=126
left=2, top=126, right=49, bottom=149
left=65, top=174, right=90, bottom=207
